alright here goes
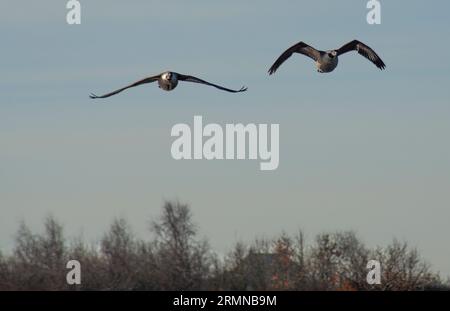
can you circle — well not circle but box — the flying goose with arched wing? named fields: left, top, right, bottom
left=268, top=40, right=386, bottom=75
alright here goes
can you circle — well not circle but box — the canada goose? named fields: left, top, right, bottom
left=268, top=40, right=386, bottom=74
left=90, top=71, right=247, bottom=99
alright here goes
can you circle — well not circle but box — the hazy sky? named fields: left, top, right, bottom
left=1, top=1, right=450, bottom=276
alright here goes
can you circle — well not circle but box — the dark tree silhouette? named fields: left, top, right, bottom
left=0, top=202, right=448, bottom=291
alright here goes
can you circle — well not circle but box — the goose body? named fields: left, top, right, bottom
left=316, top=51, right=339, bottom=73
left=158, top=72, right=179, bottom=91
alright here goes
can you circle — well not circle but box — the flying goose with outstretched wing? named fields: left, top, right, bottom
left=268, top=40, right=386, bottom=75
left=90, top=71, right=247, bottom=99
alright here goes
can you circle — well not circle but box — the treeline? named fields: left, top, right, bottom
left=0, top=202, right=448, bottom=291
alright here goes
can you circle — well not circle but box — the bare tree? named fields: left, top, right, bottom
left=100, top=218, right=139, bottom=290
left=150, top=201, right=213, bottom=290
left=9, top=217, right=67, bottom=290
left=0, top=251, right=12, bottom=290
left=376, top=240, right=441, bottom=290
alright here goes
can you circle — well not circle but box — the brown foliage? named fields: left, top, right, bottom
left=0, top=203, right=447, bottom=291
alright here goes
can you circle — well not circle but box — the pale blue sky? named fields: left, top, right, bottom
left=1, top=1, right=450, bottom=276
